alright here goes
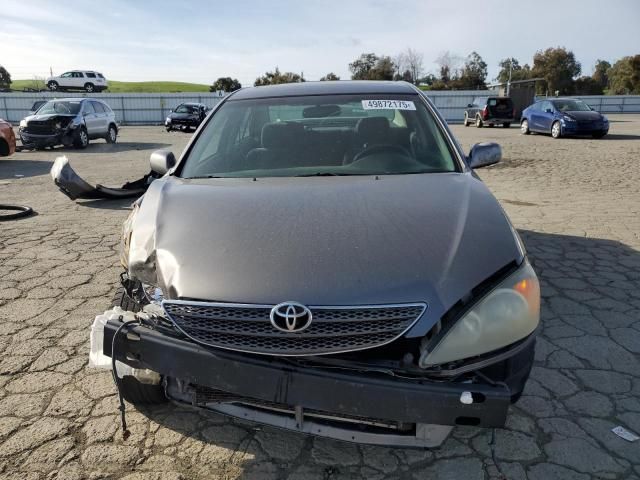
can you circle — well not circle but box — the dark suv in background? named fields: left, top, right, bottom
left=464, top=96, right=515, bottom=128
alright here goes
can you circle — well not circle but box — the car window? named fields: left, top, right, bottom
left=181, top=94, right=458, bottom=178
left=542, top=101, right=553, bottom=112
left=86, top=72, right=96, bottom=78
left=60, top=72, right=72, bottom=78
left=83, top=102, right=95, bottom=114
left=97, top=73, right=105, bottom=79
left=91, top=101, right=105, bottom=113
left=37, top=100, right=82, bottom=115
left=175, top=104, right=197, bottom=114
left=552, top=99, right=591, bottom=112
left=72, top=72, right=84, bottom=78
left=473, top=97, right=488, bottom=106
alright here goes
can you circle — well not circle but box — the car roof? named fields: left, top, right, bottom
left=46, top=98, right=106, bottom=103
left=230, top=81, right=418, bottom=100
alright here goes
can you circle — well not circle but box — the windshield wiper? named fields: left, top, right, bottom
left=295, top=172, right=362, bottom=177
left=187, top=175, right=224, bottom=179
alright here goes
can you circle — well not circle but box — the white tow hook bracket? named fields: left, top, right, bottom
left=460, top=391, right=474, bottom=405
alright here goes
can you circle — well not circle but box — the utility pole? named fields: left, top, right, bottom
left=506, top=59, right=512, bottom=96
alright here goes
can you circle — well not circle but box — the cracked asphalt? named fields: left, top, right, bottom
left=0, top=117, right=639, bottom=479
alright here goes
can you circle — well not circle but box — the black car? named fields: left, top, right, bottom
left=165, top=103, right=209, bottom=132
left=464, top=96, right=515, bottom=128
left=95, top=81, right=540, bottom=448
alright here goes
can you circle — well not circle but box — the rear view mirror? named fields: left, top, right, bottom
left=150, top=149, right=176, bottom=175
left=468, top=142, right=501, bottom=169
left=303, top=105, right=341, bottom=118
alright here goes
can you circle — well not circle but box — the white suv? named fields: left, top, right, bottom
left=46, top=71, right=108, bottom=93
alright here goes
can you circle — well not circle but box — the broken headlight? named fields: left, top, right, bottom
left=419, top=260, right=540, bottom=368
left=142, top=283, right=164, bottom=304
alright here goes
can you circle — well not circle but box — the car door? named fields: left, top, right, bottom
left=529, top=102, right=544, bottom=131
left=538, top=101, right=555, bottom=131
left=81, top=101, right=99, bottom=137
left=91, top=101, right=109, bottom=135
left=71, top=71, right=85, bottom=89
left=58, top=72, right=73, bottom=88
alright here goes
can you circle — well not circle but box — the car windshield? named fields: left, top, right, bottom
left=175, top=104, right=197, bottom=114
left=37, top=100, right=82, bottom=115
left=553, top=99, right=591, bottom=112
left=180, top=94, right=458, bottom=178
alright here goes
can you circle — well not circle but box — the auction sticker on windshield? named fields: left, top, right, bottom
left=362, top=100, right=416, bottom=110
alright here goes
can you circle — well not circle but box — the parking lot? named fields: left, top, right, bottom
left=1, top=117, right=639, bottom=479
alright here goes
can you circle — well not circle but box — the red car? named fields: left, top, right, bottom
left=0, top=118, right=16, bottom=157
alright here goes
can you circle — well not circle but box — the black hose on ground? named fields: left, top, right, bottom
left=0, top=204, right=35, bottom=221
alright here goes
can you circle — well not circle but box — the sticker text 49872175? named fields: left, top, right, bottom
left=361, top=100, right=416, bottom=111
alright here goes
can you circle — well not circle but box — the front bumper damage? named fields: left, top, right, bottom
left=50, top=156, right=158, bottom=200
left=101, top=313, right=530, bottom=447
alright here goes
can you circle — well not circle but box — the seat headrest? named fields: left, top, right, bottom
left=356, top=117, right=391, bottom=144
left=261, top=122, right=305, bottom=149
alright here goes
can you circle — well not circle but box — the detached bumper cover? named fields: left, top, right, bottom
left=104, top=318, right=512, bottom=429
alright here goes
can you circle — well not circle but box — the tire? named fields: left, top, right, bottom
left=520, top=119, right=530, bottom=135
left=551, top=121, right=562, bottom=139
left=488, top=124, right=494, bottom=128
left=47, top=81, right=58, bottom=91
left=475, top=116, right=483, bottom=128
left=502, top=123, right=511, bottom=128
left=73, top=127, right=89, bottom=149
left=111, top=287, right=167, bottom=405
left=106, top=124, right=117, bottom=144
left=84, top=83, right=95, bottom=93
left=463, top=113, right=469, bottom=127
left=165, top=126, right=172, bottom=132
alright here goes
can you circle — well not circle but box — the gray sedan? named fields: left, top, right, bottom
left=99, top=81, right=540, bottom=448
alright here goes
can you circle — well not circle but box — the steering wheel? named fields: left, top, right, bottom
left=351, top=144, right=412, bottom=164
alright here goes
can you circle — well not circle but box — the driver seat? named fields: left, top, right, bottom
left=344, top=116, right=393, bottom=164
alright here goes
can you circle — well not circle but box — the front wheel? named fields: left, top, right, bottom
left=106, top=125, right=117, bottom=144
left=520, top=119, right=530, bottom=135
left=463, top=113, right=469, bottom=127
left=551, top=121, right=562, bottom=139
left=48, top=81, right=58, bottom=91
left=475, top=116, right=483, bottom=128
left=73, top=127, right=89, bottom=149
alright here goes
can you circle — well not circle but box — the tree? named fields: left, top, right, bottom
left=496, top=58, right=533, bottom=84
left=396, top=48, right=423, bottom=85
left=254, top=67, right=305, bottom=86
left=349, top=53, right=396, bottom=80
left=458, top=51, right=487, bottom=89
left=435, top=51, right=462, bottom=84
left=607, top=55, right=640, bottom=94
left=592, top=59, right=611, bottom=91
left=0, top=65, right=11, bottom=90
left=320, top=72, right=340, bottom=81
left=574, top=76, right=603, bottom=95
left=210, top=77, right=241, bottom=93
left=532, top=47, right=581, bottom=95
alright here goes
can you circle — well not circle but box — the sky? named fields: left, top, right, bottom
left=1, top=0, right=639, bottom=85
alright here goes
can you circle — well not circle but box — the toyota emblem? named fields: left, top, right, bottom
left=270, top=302, right=313, bottom=333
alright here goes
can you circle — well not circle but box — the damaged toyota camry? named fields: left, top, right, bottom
left=94, top=81, right=540, bottom=447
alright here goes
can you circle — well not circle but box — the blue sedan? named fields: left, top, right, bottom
left=520, top=98, right=609, bottom=139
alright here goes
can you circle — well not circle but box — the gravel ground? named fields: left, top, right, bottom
left=0, top=117, right=639, bottom=479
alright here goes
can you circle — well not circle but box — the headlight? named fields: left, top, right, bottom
left=601, top=115, right=609, bottom=123
left=19, top=119, right=27, bottom=128
left=561, top=115, right=575, bottom=123
left=142, top=283, right=164, bottom=304
left=419, top=261, right=540, bottom=368
left=165, top=117, right=171, bottom=123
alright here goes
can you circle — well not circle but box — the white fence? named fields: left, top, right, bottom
left=2, top=91, right=639, bottom=125
left=0, top=92, right=224, bottom=125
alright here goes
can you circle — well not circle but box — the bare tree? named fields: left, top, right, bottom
left=435, top=51, right=463, bottom=82
left=404, top=48, right=424, bottom=85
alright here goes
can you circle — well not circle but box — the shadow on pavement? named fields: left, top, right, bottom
left=599, top=134, right=640, bottom=141
left=76, top=197, right=135, bottom=210
left=0, top=159, right=52, bottom=179
left=82, top=142, right=172, bottom=153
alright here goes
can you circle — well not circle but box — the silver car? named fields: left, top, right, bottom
left=99, top=81, right=539, bottom=448
left=19, top=98, right=118, bottom=149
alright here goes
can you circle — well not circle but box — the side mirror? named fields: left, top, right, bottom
left=468, top=142, right=501, bottom=169
left=467, top=103, right=473, bottom=108
left=545, top=108, right=553, bottom=113
left=150, top=149, right=176, bottom=175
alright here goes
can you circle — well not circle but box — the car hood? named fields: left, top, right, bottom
left=23, top=113, right=76, bottom=123
left=128, top=173, right=522, bottom=328
left=562, top=111, right=603, bottom=121
left=168, top=112, right=198, bottom=120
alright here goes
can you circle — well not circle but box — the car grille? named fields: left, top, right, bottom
left=24, top=121, right=56, bottom=135
left=162, top=301, right=426, bottom=356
